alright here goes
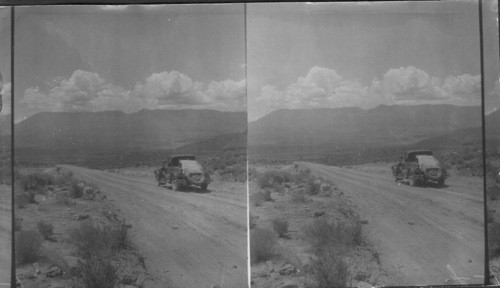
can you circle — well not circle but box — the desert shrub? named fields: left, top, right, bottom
left=249, top=214, right=258, bottom=229
left=306, top=177, right=321, bottom=196
left=289, top=188, right=306, bottom=203
left=55, top=191, right=72, bottom=205
left=16, top=230, right=42, bottom=265
left=70, top=221, right=130, bottom=258
left=54, top=170, right=74, bottom=186
left=489, top=222, right=500, bottom=258
left=277, top=243, right=302, bottom=269
left=37, top=220, right=54, bottom=240
left=250, top=228, right=276, bottom=264
left=19, top=172, right=55, bottom=191
left=15, top=193, right=30, bottom=209
left=306, top=252, right=351, bottom=288
left=272, top=218, right=289, bottom=238
left=69, top=180, right=84, bottom=198
left=251, top=190, right=272, bottom=206
left=76, top=255, right=118, bottom=288
left=304, top=218, right=363, bottom=254
left=257, top=173, right=273, bottom=189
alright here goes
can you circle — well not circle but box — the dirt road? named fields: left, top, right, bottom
left=63, top=165, right=247, bottom=288
left=300, top=162, right=485, bottom=286
left=0, top=185, right=10, bottom=287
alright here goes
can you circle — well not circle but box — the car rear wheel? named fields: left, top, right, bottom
left=409, top=171, right=418, bottom=187
left=438, top=179, right=445, bottom=186
left=172, top=180, right=181, bottom=191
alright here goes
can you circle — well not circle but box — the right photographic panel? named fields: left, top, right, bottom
left=248, top=1, right=487, bottom=287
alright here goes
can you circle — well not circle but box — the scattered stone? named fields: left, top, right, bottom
left=233, top=265, right=237, bottom=269
left=171, top=226, right=179, bottom=230
left=121, top=274, right=137, bottom=285
left=212, top=285, right=221, bottom=288
left=46, top=267, right=63, bottom=278
left=83, top=187, right=94, bottom=199
left=360, top=220, right=369, bottom=225
left=408, top=222, right=415, bottom=225
left=279, top=263, right=296, bottom=275
left=265, top=260, right=274, bottom=272
left=312, top=211, right=325, bottom=218
left=281, top=281, right=299, bottom=288
left=322, top=184, right=332, bottom=192
left=77, top=214, right=89, bottom=221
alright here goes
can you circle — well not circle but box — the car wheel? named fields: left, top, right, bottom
left=200, top=183, right=208, bottom=191
left=172, top=181, right=181, bottom=191
left=409, top=171, right=418, bottom=187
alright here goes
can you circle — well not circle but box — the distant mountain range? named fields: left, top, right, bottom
left=248, top=104, right=483, bottom=148
left=15, top=109, right=247, bottom=150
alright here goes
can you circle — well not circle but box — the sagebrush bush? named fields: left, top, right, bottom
left=70, top=221, right=129, bottom=258
left=272, top=218, right=289, bottom=238
left=37, top=220, right=54, bottom=240
left=304, top=218, right=363, bottom=254
left=250, top=228, right=276, bottom=264
left=15, top=194, right=30, bottom=209
left=289, top=188, right=306, bottom=203
left=69, top=180, right=84, bottom=198
left=307, top=252, right=351, bottom=288
left=277, top=243, right=302, bottom=269
left=16, top=230, right=42, bottom=266
left=19, top=172, right=55, bottom=191
left=251, top=190, right=272, bottom=206
left=55, top=191, right=72, bottom=205
left=77, top=255, right=118, bottom=288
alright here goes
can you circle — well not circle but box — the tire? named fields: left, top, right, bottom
left=200, top=183, right=208, bottom=191
left=172, top=181, right=181, bottom=191
left=408, top=171, right=418, bottom=187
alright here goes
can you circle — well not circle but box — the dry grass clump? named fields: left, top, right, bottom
left=251, top=190, right=272, bottom=206
left=37, top=220, right=54, bottom=240
left=271, top=218, right=289, bottom=238
left=304, top=217, right=363, bottom=254
left=70, top=221, right=130, bottom=259
left=16, top=230, right=42, bottom=266
left=289, top=188, right=306, bottom=203
left=75, top=255, right=118, bottom=288
left=250, top=228, right=276, bottom=264
left=277, top=243, right=302, bottom=269
left=305, top=251, right=352, bottom=288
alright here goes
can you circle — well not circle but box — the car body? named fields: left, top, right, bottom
left=392, top=150, right=449, bottom=186
left=154, top=155, right=211, bottom=191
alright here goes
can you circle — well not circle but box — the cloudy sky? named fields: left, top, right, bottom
left=0, top=7, right=11, bottom=115
left=14, top=4, right=245, bottom=122
left=247, top=1, right=499, bottom=121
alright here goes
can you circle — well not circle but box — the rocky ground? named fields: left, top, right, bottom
left=249, top=164, right=388, bottom=288
left=15, top=166, right=157, bottom=288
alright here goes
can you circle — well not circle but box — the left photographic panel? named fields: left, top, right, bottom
left=0, top=6, right=11, bottom=288
left=14, top=5, right=247, bottom=288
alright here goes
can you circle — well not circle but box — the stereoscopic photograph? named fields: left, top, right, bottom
left=13, top=5, right=247, bottom=288
left=0, top=7, right=11, bottom=287
left=247, top=1, right=494, bottom=287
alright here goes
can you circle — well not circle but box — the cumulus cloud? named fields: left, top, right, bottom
left=250, top=65, right=482, bottom=120
left=19, top=69, right=246, bottom=119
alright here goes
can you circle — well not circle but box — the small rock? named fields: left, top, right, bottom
left=312, top=211, right=325, bottom=218
left=121, top=274, right=137, bottom=285
left=265, top=260, right=274, bottom=272
left=408, top=222, right=415, bottom=225
left=233, top=265, right=237, bottom=269
left=360, top=220, right=369, bottom=225
left=171, top=226, right=179, bottom=230
left=77, top=214, right=89, bottom=221
left=322, top=184, right=332, bottom=192
left=279, top=263, right=296, bottom=275
left=46, top=267, right=63, bottom=278
left=281, top=281, right=299, bottom=288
